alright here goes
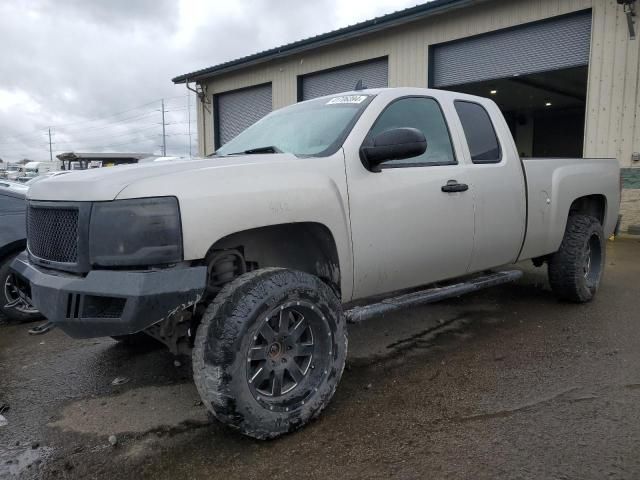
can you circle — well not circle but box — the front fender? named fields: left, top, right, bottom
left=116, top=152, right=354, bottom=300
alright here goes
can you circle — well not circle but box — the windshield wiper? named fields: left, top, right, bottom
left=228, top=145, right=283, bottom=155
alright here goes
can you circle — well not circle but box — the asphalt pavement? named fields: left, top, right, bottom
left=1, top=237, right=639, bottom=479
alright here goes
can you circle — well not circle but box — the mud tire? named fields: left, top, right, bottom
left=548, top=214, right=605, bottom=303
left=192, top=268, right=347, bottom=439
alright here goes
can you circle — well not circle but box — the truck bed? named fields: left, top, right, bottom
left=518, top=157, right=620, bottom=261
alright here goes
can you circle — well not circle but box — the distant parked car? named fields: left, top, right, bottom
left=4, top=163, right=25, bottom=181
left=24, top=170, right=72, bottom=185
left=0, top=180, right=39, bottom=321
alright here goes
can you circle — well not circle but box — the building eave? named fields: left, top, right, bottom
left=172, top=0, right=482, bottom=84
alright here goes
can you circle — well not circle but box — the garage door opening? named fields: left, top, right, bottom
left=442, top=65, right=588, bottom=158
left=431, top=10, right=591, bottom=158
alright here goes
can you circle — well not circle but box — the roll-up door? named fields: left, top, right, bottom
left=431, top=11, right=592, bottom=88
left=300, top=57, right=388, bottom=101
left=216, top=83, right=272, bottom=146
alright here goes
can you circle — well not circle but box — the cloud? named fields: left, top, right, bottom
left=0, top=0, right=417, bottom=162
left=47, top=0, right=179, bottom=28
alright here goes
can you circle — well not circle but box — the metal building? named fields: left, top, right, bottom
left=56, top=152, right=154, bottom=170
left=173, top=0, right=640, bottom=230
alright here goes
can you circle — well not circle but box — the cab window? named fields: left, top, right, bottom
left=454, top=101, right=502, bottom=163
left=367, top=97, right=456, bottom=167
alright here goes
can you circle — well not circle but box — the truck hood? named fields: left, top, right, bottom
left=27, top=154, right=296, bottom=201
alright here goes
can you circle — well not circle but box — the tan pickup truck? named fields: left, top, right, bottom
left=14, top=87, right=620, bottom=439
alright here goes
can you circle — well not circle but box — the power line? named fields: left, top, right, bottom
left=0, top=103, right=161, bottom=144
left=53, top=111, right=161, bottom=135
left=51, top=124, right=161, bottom=145
left=0, top=112, right=160, bottom=145
left=48, top=100, right=160, bottom=129
left=0, top=131, right=51, bottom=145
left=0, top=95, right=191, bottom=142
left=0, top=95, right=198, bottom=160
left=46, top=95, right=188, bottom=129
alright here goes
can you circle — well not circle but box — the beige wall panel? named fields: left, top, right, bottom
left=584, top=2, right=603, bottom=156
left=196, top=92, right=205, bottom=156
left=607, top=5, right=628, bottom=158
left=592, top=1, right=617, bottom=157
left=631, top=52, right=640, bottom=169
left=585, top=0, right=640, bottom=167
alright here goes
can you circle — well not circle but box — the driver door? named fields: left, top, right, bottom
left=345, top=96, right=475, bottom=300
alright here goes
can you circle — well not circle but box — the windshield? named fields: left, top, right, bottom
left=215, top=94, right=373, bottom=157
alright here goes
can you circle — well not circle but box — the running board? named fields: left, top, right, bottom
left=344, top=270, right=523, bottom=324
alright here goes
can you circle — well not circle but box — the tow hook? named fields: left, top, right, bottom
left=28, top=321, right=55, bottom=336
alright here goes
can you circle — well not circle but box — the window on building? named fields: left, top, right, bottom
left=367, top=97, right=456, bottom=166
left=454, top=101, right=501, bottom=163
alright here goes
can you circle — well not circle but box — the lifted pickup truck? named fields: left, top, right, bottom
left=14, top=88, right=620, bottom=439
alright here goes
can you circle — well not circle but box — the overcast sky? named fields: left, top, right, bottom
left=0, top=0, right=418, bottom=162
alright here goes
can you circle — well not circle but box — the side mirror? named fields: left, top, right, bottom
left=360, top=127, right=427, bottom=171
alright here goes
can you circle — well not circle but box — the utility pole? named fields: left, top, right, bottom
left=161, top=99, right=167, bottom=156
left=48, top=128, right=53, bottom=162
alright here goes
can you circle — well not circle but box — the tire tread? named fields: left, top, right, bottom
left=192, top=268, right=347, bottom=439
left=548, top=214, right=604, bottom=303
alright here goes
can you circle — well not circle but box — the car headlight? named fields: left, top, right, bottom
left=89, top=197, right=183, bottom=267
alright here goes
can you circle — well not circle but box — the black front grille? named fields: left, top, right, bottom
left=27, top=206, right=79, bottom=263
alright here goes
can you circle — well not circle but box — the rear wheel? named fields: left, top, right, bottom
left=192, top=268, right=347, bottom=439
left=1, top=253, right=41, bottom=322
left=548, top=214, right=605, bottom=303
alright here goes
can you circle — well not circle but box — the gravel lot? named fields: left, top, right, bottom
left=1, top=236, right=639, bottom=479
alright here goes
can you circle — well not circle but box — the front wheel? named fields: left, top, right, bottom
left=548, top=214, right=605, bottom=303
left=1, top=253, right=41, bottom=322
left=192, top=268, right=347, bottom=439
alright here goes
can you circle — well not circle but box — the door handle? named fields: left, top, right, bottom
left=441, top=180, right=469, bottom=193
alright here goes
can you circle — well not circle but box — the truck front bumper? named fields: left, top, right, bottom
left=11, top=253, right=207, bottom=338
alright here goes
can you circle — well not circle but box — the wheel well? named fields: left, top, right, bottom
left=0, top=240, right=26, bottom=263
left=568, top=195, right=606, bottom=224
left=204, top=223, right=341, bottom=298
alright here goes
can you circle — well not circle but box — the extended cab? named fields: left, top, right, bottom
left=13, top=88, right=620, bottom=439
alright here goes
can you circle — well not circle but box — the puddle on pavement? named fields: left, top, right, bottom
left=49, top=383, right=208, bottom=436
left=0, top=444, right=53, bottom=477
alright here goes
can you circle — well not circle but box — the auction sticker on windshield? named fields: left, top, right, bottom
left=326, top=95, right=368, bottom=105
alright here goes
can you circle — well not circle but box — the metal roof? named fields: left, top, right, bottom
left=172, top=0, right=480, bottom=84
left=56, top=152, right=154, bottom=161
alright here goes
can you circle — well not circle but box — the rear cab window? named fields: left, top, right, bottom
left=454, top=101, right=502, bottom=164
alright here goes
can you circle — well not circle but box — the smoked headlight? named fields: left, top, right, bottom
left=89, top=197, right=182, bottom=267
